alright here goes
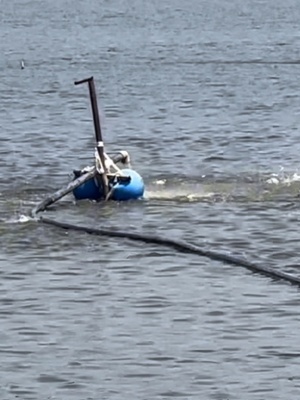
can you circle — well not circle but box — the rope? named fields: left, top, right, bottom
left=95, top=150, right=125, bottom=177
left=38, top=216, right=300, bottom=288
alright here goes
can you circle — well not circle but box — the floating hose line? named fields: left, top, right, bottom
left=38, top=216, right=300, bottom=289
left=31, top=148, right=300, bottom=289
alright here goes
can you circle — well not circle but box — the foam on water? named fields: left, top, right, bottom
left=143, top=168, right=300, bottom=202
left=144, top=188, right=217, bottom=202
left=6, top=214, right=33, bottom=224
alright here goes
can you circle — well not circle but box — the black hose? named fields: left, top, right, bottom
left=31, top=153, right=129, bottom=217
left=39, top=216, right=300, bottom=288
left=31, top=150, right=300, bottom=289
left=31, top=169, right=97, bottom=216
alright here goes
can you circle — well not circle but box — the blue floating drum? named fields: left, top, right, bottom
left=73, top=168, right=144, bottom=201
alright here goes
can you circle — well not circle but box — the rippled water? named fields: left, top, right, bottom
left=2, top=0, right=300, bottom=399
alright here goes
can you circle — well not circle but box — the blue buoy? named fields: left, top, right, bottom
left=111, top=168, right=144, bottom=201
left=72, top=176, right=102, bottom=201
left=73, top=168, right=144, bottom=201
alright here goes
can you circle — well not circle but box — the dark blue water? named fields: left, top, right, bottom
left=2, top=0, right=300, bottom=399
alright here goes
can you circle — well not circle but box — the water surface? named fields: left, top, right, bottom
left=2, top=0, right=300, bottom=399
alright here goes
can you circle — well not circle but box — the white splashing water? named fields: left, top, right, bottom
left=266, top=167, right=300, bottom=186
left=6, top=214, right=32, bottom=224
left=144, top=179, right=216, bottom=201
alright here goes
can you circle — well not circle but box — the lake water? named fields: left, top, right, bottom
left=2, top=0, right=300, bottom=399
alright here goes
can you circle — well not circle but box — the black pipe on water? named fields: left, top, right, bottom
left=31, top=149, right=300, bottom=290
left=38, top=216, right=300, bottom=289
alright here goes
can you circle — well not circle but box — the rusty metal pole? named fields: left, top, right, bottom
left=74, top=76, right=109, bottom=199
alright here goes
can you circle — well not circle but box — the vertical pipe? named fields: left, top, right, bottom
left=75, top=77, right=109, bottom=198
